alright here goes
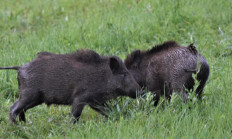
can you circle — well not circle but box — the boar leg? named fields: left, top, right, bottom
left=182, top=91, right=188, bottom=103
left=18, top=111, right=26, bottom=122
left=174, top=87, right=189, bottom=103
left=153, top=94, right=160, bottom=107
left=89, top=103, right=108, bottom=117
left=71, top=99, right=85, bottom=124
left=9, top=100, right=20, bottom=123
left=153, top=82, right=172, bottom=106
left=11, top=102, right=26, bottom=122
left=164, top=82, right=172, bottom=101
left=196, top=56, right=210, bottom=99
left=9, top=90, right=42, bottom=123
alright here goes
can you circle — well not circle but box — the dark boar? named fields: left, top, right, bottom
left=124, top=41, right=209, bottom=106
left=0, top=50, right=142, bottom=123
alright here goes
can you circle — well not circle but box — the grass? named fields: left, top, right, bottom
left=0, top=0, right=232, bottom=138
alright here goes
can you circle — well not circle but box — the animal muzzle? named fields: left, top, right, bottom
left=128, top=88, right=144, bottom=99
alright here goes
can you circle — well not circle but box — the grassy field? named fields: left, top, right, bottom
left=0, top=0, right=232, bottom=138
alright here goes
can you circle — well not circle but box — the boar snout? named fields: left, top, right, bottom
left=127, top=82, right=142, bottom=99
left=124, top=71, right=143, bottom=99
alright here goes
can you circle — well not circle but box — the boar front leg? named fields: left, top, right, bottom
left=18, top=111, right=26, bottom=122
left=182, top=90, right=188, bottom=103
left=71, top=98, right=86, bottom=124
left=153, top=93, right=160, bottom=106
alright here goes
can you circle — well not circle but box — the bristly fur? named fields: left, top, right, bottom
left=71, top=49, right=104, bottom=63
left=146, top=40, right=179, bottom=55
left=124, top=50, right=141, bottom=66
left=36, top=50, right=104, bottom=63
left=125, top=40, right=209, bottom=105
left=125, top=41, right=179, bottom=67
left=37, top=52, right=54, bottom=57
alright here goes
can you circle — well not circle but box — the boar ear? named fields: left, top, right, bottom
left=109, top=57, right=121, bottom=74
left=131, top=50, right=141, bottom=64
left=188, top=43, right=198, bottom=54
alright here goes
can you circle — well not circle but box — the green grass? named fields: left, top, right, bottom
left=0, top=0, right=232, bottom=138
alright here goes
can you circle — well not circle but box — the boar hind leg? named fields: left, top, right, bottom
left=9, top=100, right=20, bottom=123
left=71, top=99, right=85, bottom=124
left=10, top=102, right=26, bottom=122
left=89, top=103, right=108, bottom=117
left=9, top=90, right=42, bottom=123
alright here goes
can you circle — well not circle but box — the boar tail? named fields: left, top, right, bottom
left=195, top=55, right=210, bottom=99
left=184, top=69, right=197, bottom=73
left=0, top=66, right=20, bottom=70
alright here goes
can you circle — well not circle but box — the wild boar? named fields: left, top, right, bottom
left=0, top=50, right=142, bottom=124
left=124, top=41, right=209, bottom=106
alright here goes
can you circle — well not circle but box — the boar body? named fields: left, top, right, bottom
left=125, top=41, right=209, bottom=106
left=0, top=50, right=141, bottom=123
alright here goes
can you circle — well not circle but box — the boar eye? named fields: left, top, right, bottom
left=121, top=73, right=127, bottom=77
